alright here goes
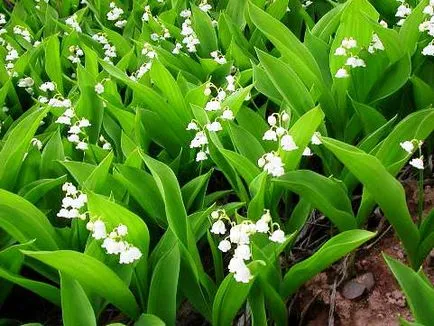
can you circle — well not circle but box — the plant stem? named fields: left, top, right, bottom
left=417, top=168, right=424, bottom=226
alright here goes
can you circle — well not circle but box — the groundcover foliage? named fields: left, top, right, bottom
left=0, top=0, right=433, bottom=325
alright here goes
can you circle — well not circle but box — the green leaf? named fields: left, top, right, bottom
left=141, top=153, right=189, bottom=247
left=322, top=137, right=420, bottom=267
left=0, top=189, right=59, bottom=250
left=60, top=272, right=97, bottom=326
left=44, top=35, right=63, bottom=93
left=83, top=151, right=113, bottom=193
left=384, top=255, right=434, bottom=325
left=147, top=242, right=180, bottom=326
left=368, top=54, right=411, bottom=103
left=150, top=60, right=190, bottom=124
left=134, top=314, right=166, bottom=326
left=192, top=5, right=218, bottom=58
left=274, top=170, right=357, bottom=231
left=18, top=175, right=67, bottom=204
left=247, top=2, right=339, bottom=129
left=0, top=265, right=60, bottom=306
left=114, top=165, right=166, bottom=227
left=181, top=170, right=213, bottom=212
left=281, top=106, right=325, bottom=170
left=281, top=230, right=375, bottom=297
left=40, top=130, right=65, bottom=178
left=212, top=261, right=264, bottom=326
left=228, top=123, right=264, bottom=164
left=221, top=148, right=261, bottom=185
left=256, top=49, right=315, bottom=116
left=22, top=250, right=140, bottom=319
left=0, top=107, right=48, bottom=190
left=400, top=0, right=430, bottom=55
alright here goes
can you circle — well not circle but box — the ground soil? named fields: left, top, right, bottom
left=298, top=180, right=434, bottom=326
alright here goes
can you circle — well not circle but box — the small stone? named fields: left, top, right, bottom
left=341, top=272, right=375, bottom=300
left=342, top=280, right=366, bottom=299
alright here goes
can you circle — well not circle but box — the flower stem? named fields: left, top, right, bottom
left=417, top=168, right=424, bottom=226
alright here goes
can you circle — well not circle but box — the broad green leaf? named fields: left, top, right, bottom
left=212, top=261, right=264, bottom=326
left=181, top=170, right=212, bottom=212
left=44, top=35, right=63, bottom=93
left=384, top=255, right=434, bottom=325
left=83, top=151, right=113, bottom=193
left=40, top=130, right=65, bottom=178
left=18, top=175, right=67, bottom=204
left=400, top=0, right=430, bottom=55
left=0, top=265, right=60, bottom=306
left=60, top=272, right=97, bottom=326
left=351, top=99, right=387, bottom=135
left=281, top=106, right=325, bottom=170
left=368, top=54, right=411, bottom=103
left=256, top=49, right=315, bottom=116
left=114, top=165, right=166, bottom=226
left=322, top=137, right=420, bottom=266
left=247, top=2, right=340, bottom=129
left=221, top=148, right=261, bottom=185
left=0, top=107, right=48, bottom=190
left=141, top=153, right=188, bottom=246
left=228, top=123, right=264, bottom=164
left=134, top=314, right=165, bottom=326
left=357, top=109, right=434, bottom=226
left=150, top=60, right=190, bottom=124
left=281, top=230, right=375, bottom=297
left=274, top=170, right=357, bottom=231
left=22, top=250, right=140, bottom=319
left=192, top=5, right=218, bottom=57
left=147, top=242, right=180, bottom=326
left=0, top=189, right=59, bottom=250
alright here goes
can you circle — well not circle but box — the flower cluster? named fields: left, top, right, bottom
left=210, top=50, right=227, bottom=64
left=4, top=43, right=19, bottom=77
left=367, top=33, right=385, bottom=54
left=0, top=106, right=8, bottom=133
left=203, top=75, right=237, bottom=111
left=57, top=183, right=88, bottom=219
left=92, top=33, right=117, bottom=63
left=17, top=77, right=35, bottom=95
left=65, top=14, right=82, bottom=33
left=258, top=152, right=285, bottom=177
left=186, top=110, right=233, bottom=162
left=0, top=14, right=7, bottom=45
left=35, top=0, right=49, bottom=10
left=210, top=209, right=286, bottom=283
left=187, top=126, right=210, bottom=162
left=86, top=220, right=142, bottom=264
left=419, top=1, right=434, bottom=56
left=258, top=113, right=321, bottom=176
left=99, top=135, right=112, bottom=150
left=302, top=0, right=313, bottom=9
left=0, top=13, right=6, bottom=26
left=396, top=0, right=412, bottom=26
left=199, top=0, right=212, bottom=13
left=129, top=43, right=157, bottom=81
left=142, top=5, right=153, bottom=22
left=107, top=2, right=127, bottom=28
left=186, top=77, right=238, bottom=162
left=400, top=139, right=424, bottom=170
left=13, top=25, right=32, bottom=43
left=37, top=81, right=58, bottom=104
left=31, top=137, right=43, bottom=151
left=54, top=100, right=91, bottom=151
left=334, top=37, right=366, bottom=78
left=94, top=82, right=104, bottom=95
left=180, top=9, right=200, bottom=53
left=67, top=45, right=84, bottom=64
